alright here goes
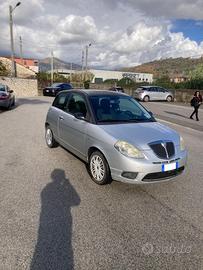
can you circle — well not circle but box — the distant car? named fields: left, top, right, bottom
left=45, top=89, right=187, bottom=185
left=0, top=84, right=15, bottom=109
left=43, top=83, right=73, bottom=96
left=109, top=86, right=124, bottom=93
left=134, top=86, right=174, bottom=102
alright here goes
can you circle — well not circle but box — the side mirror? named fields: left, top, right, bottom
left=148, top=111, right=153, bottom=116
left=74, top=112, right=85, bottom=120
left=9, top=90, right=14, bottom=93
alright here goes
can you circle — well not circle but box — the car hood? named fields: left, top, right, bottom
left=99, top=122, right=180, bottom=150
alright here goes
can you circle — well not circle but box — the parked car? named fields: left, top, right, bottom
left=0, top=84, right=15, bottom=109
left=45, top=89, right=187, bottom=185
left=134, top=86, right=174, bottom=102
left=43, top=83, right=73, bottom=96
left=109, top=86, right=124, bottom=93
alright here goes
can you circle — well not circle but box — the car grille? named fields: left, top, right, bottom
left=149, top=141, right=175, bottom=159
left=142, top=167, right=184, bottom=182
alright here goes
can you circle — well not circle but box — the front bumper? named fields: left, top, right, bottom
left=109, top=149, right=187, bottom=184
left=0, top=99, right=9, bottom=108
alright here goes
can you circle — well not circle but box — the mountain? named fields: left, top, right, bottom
left=122, top=57, right=203, bottom=79
left=39, top=57, right=82, bottom=72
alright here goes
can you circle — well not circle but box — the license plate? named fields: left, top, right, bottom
left=162, top=162, right=178, bottom=172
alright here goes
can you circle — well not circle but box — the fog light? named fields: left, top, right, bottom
left=121, top=172, right=138, bottom=179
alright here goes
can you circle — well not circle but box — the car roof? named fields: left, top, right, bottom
left=59, top=89, right=128, bottom=96
left=140, top=86, right=164, bottom=88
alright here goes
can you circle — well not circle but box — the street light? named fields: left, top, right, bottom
left=85, top=43, right=91, bottom=81
left=9, top=2, right=21, bottom=77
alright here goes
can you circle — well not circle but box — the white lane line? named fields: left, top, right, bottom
left=151, top=103, right=203, bottom=111
left=156, top=118, right=203, bottom=133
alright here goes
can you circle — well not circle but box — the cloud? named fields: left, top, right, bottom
left=58, top=15, right=98, bottom=44
left=0, top=0, right=203, bottom=69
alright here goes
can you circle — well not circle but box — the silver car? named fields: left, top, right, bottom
left=134, top=86, right=174, bottom=102
left=0, top=84, right=15, bottom=109
left=45, top=90, right=187, bottom=185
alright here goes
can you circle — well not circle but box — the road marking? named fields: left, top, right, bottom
left=156, top=118, right=203, bottom=134
left=151, top=102, right=203, bottom=111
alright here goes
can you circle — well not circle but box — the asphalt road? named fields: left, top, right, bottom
left=144, top=101, right=203, bottom=132
left=0, top=97, right=202, bottom=270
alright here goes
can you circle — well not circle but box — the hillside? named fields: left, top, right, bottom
left=122, top=57, right=203, bottom=78
left=39, top=57, right=81, bottom=72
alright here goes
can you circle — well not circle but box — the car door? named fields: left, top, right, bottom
left=158, top=87, right=166, bottom=100
left=151, top=87, right=160, bottom=100
left=58, top=92, right=90, bottom=160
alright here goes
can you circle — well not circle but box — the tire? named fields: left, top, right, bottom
left=45, top=126, right=58, bottom=148
left=143, top=95, right=150, bottom=102
left=166, top=95, right=173, bottom=102
left=88, top=151, right=111, bottom=185
left=12, top=98, right=15, bottom=107
left=7, top=101, right=12, bottom=110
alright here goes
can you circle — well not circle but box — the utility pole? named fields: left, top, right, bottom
left=70, top=62, right=72, bottom=83
left=19, top=36, right=23, bottom=65
left=51, top=50, right=54, bottom=85
left=9, top=5, right=16, bottom=77
left=85, top=43, right=91, bottom=81
left=9, top=2, right=21, bottom=77
left=81, top=49, right=84, bottom=82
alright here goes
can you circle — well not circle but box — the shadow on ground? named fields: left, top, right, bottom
left=17, top=98, right=51, bottom=106
left=30, top=169, right=80, bottom=270
left=164, top=111, right=190, bottom=119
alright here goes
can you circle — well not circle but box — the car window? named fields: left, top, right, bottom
left=158, top=87, right=164, bottom=92
left=63, top=83, right=72, bottom=90
left=66, top=93, right=88, bottom=118
left=152, top=87, right=159, bottom=92
left=0, top=84, right=6, bottom=92
left=51, top=83, right=62, bottom=88
left=52, top=92, right=70, bottom=110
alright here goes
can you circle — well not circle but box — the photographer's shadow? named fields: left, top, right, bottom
left=30, top=169, right=80, bottom=270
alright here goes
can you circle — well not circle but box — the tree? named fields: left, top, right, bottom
left=0, top=61, right=9, bottom=76
left=190, top=64, right=203, bottom=80
left=117, top=77, right=136, bottom=88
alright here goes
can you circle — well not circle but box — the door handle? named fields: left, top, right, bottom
left=59, top=116, right=64, bottom=120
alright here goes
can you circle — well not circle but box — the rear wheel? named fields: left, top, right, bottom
left=143, top=95, right=149, bottom=102
left=89, top=151, right=111, bottom=185
left=166, top=95, right=173, bottom=102
left=45, top=126, right=58, bottom=148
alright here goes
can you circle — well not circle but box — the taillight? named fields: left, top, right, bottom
left=0, top=94, right=9, bottom=100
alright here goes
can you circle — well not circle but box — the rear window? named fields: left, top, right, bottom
left=0, top=84, right=6, bottom=92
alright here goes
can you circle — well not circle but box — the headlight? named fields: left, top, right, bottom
left=114, top=140, right=144, bottom=159
left=180, top=136, right=186, bottom=151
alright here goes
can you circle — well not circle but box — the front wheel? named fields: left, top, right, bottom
left=166, top=95, right=173, bottom=102
left=89, top=151, right=111, bottom=185
left=45, top=126, right=58, bottom=148
left=143, top=95, right=149, bottom=102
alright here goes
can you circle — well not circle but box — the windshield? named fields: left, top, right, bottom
left=51, top=83, right=62, bottom=88
left=0, top=84, right=6, bottom=92
left=89, top=95, right=155, bottom=123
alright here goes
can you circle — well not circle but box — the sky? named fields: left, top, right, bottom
left=0, top=0, right=203, bottom=69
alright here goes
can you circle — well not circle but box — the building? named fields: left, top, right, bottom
left=89, top=69, right=153, bottom=83
left=170, top=75, right=189, bottom=83
left=6, top=57, right=39, bottom=73
left=53, top=68, right=153, bottom=83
